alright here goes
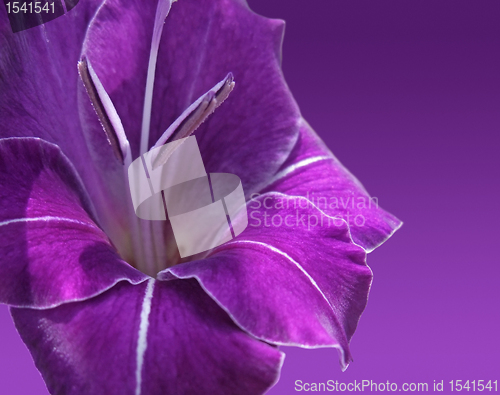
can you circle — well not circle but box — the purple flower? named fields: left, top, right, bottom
left=0, top=0, right=401, bottom=394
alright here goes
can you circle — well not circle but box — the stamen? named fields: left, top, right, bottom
left=169, top=90, right=217, bottom=142
left=151, top=73, right=235, bottom=170
left=151, top=92, right=216, bottom=170
left=140, top=0, right=174, bottom=156
left=79, top=57, right=146, bottom=275
left=78, top=57, right=132, bottom=166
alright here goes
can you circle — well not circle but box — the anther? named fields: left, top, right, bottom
left=214, top=72, right=235, bottom=106
left=78, top=56, right=131, bottom=166
left=151, top=73, right=235, bottom=170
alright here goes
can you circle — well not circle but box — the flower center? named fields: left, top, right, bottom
left=78, top=0, right=234, bottom=277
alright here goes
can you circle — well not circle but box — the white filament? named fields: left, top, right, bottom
left=140, top=0, right=174, bottom=155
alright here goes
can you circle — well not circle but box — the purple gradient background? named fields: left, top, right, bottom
left=1, top=0, right=499, bottom=393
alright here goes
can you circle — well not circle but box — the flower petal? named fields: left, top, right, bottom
left=11, top=279, right=284, bottom=395
left=161, top=194, right=373, bottom=370
left=83, top=0, right=301, bottom=192
left=0, top=0, right=103, bottom=173
left=261, top=119, right=402, bottom=251
left=0, top=138, right=147, bottom=308
left=142, top=279, right=283, bottom=395
left=159, top=118, right=402, bottom=367
left=0, top=1, right=136, bottom=257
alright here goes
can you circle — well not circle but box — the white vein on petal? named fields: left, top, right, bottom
left=0, top=216, right=97, bottom=230
left=135, top=278, right=155, bottom=395
left=261, top=155, right=333, bottom=190
left=230, top=240, right=341, bottom=322
left=140, top=0, right=173, bottom=155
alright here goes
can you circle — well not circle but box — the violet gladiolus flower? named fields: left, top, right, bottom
left=0, top=0, right=401, bottom=394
